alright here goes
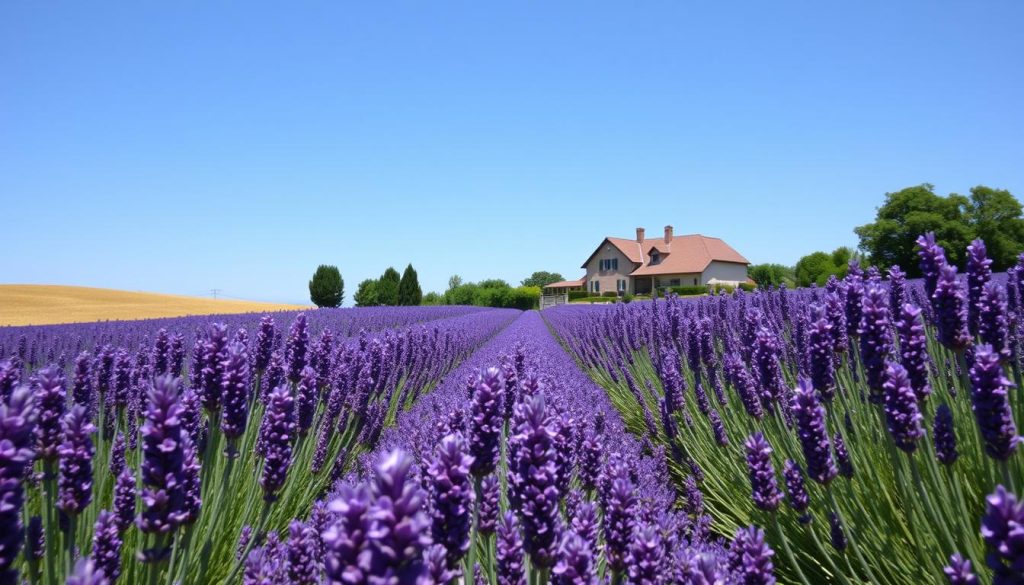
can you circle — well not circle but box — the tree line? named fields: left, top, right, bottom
left=746, top=184, right=1024, bottom=288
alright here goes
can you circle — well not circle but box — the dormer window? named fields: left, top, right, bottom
left=650, top=252, right=661, bottom=265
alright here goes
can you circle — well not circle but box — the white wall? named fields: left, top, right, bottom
left=702, top=261, right=748, bottom=285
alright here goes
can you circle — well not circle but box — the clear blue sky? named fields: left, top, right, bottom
left=2, top=2, right=1022, bottom=305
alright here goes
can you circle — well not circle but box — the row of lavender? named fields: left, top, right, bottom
left=237, top=310, right=784, bottom=584
left=545, top=235, right=1023, bottom=584
left=0, top=305, right=487, bottom=373
left=0, top=306, right=518, bottom=584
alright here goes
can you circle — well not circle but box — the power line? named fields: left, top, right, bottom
left=209, top=288, right=222, bottom=299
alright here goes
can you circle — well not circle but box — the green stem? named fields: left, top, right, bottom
left=770, top=513, right=813, bottom=585
left=224, top=501, right=272, bottom=584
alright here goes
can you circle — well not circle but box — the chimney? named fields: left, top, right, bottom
left=664, top=225, right=673, bottom=243
left=636, top=227, right=645, bottom=242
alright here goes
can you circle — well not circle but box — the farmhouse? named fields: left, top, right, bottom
left=546, top=225, right=749, bottom=296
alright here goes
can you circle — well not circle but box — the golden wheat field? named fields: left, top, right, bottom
left=0, top=285, right=307, bottom=326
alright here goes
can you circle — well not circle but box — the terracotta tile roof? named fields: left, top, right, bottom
left=598, top=233, right=748, bottom=276
left=543, top=279, right=585, bottom=288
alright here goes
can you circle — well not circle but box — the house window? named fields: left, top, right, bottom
left=594, top=281, right=600, bottom=293
left=599, top=258, right=619, bottom=271
left=694, top=278, right=698, bottom=286
left=670, top=278, right=681, bottom=286
left=650, top=252, right=660, bottom=265
left=617, top=279, right=626, bottom=292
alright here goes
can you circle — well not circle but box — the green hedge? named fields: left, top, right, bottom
left=739, top=282, right=756, bottom=292
left=665, top=285, right=707, bottom=296
left=601, top=291, right=618, bottom=298
left=568, top=290, right=590, bottom=300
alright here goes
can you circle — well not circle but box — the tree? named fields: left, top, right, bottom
left=421, top=292, right=445, bottom=305
left=964, top=185, right=1024, bottom=270
left=521, top=271, right=565, bottom=288
left=748, top=264, right=789, bottom=288
left=447, top=275, right=463, bottom=291
left=308, top=265, right=344, bottom=308
left=855, top=184, right=974, bottom=275
left=478, top=278, right=510, bottom=289
left=794, top=247, right=855, bottom=287
left=397, top=264, right=423, bottom=306
left=353, top=279, right=379, bottom=307
left=376, top=267, right=401, bottom=306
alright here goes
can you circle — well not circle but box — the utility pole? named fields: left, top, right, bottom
left=210, top=288, right=221, bottom=299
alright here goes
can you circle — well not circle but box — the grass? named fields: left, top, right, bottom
left=0, top=284, right=307, bottom=326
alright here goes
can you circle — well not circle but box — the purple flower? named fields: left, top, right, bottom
left=578, top=426, right=603, bottom=492
left=57, top=405, right=96, bottom=515
left=72, top=352, right=93, bottom=407
left=478, top=474, right=499, bottom=536
left=109, top=432, right=126, bottom=478
left=601, top=463, right=637, bottom=574
left=496, top=511, right=526, bottom=585
left=709, top=409, right=728, bottom=446
left=423, top=543, right=458, bottom=585
left=428, top=433, right=476, bottom=571
left=295, top=366, right=317, bottom=437
left=845, top=264, right=865, bottom=337
left=507, top=392, right=561, bottom=568
left=658, top=346, right=686, bottom=414
left=896, top=303, right=932, bottom=402
left=829, top=512, right=847, bottom=552
left=783, top=460, right=811, bottom=523
left=66, top=558, right=110, bottom=585
left=934, top=403, right=959, bottom=466
left=882, top=362, right=925, bottom=453
left=138, top=375, right=189, bottom=539
left=0, top=384, right=36, bottom=581
left=980, top=485, right=1024, bottom=580
left=916, top=232, right=947, bottom=298
left=0, top=360, right=20, bottom=403
left=683, top=475, right=704, bottom=518
left=33, top=365, right=67, bottom=462
left=744, top=433, right=781, bottom=512
left=753, top=327, right=786, bottom=409
left=790, top=379, right=837, bottom=485
left=834, top=432, right=854, bottom=479
left=200, top=323, right=229, bottom=413
left=364, top=450, right=431, bottom=582
left=113, top=467, right=136, bottom=533
left=322, top=483, right=373, bottom=584
left=220, top=341, right=251, bottom=442
left=91, top=510, right=123, bottom=583
left=468, top=367, right=504, bottom=478
left=858, top=284, right=894, bottom=399
left=979, top=282, right=1011, bottom=362
left=254, top=316, right=276, bottom=373
left=944, top=553, right=979, bottom=585
left=966, top=238, right=993, bottom=336
left=725, top=353, right=763, bottom=420
left=259, top=385, right=295, bottom=501
left=627, top=521, right=664, bottom=584
left=806, top=305, right=836, bottom=401
left=969, top=345, right=1020, bottom=461
left=286, top=520, right=320, bottom=585
left=180, top=435, right=201, bottom=525
left=889, top=265, right=907, bottom=316
left=243, top=546, right=285, bottom=585
left=152, top=328, right=170, bottom=376
left=934, top=264, right=971, bottom=351
left=286, top=313, right=309, bottom=383
left=552, top=528, right=596, bottom=585
left=730, top=526, right=776, bottom=585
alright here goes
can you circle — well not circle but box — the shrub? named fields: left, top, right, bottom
left=601, top=291, right=618, bottom=298
left=712, top=284, right=736, bottom=295
left=668, top=285, right=706, bottom=296
left=568, top=290, right=589, bottom=300
left=506, top=286, right=540, bottom=310
left=739, top=282, right=756, bottom=292
left=622, top=293, right=634, bottom=304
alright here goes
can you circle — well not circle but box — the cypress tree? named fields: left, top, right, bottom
left=398, top=264, right=423, bottom=306
left=308, top=265, right=344, bottom=308
left=376, top=267, right=401, bottom=306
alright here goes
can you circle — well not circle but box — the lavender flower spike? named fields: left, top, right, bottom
left=259, top=384, right=296, bottom=501
left=980, top=485, right=1024, bottom=580
left=896, top=303, right=932, bottom=402
left=933, top=263, right=971, bottom=351
left=933, top=404, right=959, bottom=466
left=744, top=432, right=781, bottom=511
left=138, top=375, right=189, bottom=540
left=220, top=341, right=250, bottom=443
left=0, top=384, right=37, bottom=583
left=57, top=405, right=96, bottom=515
left=730, top=526, right=777, bottom=585
left=882, top=362, right=925, bottom=453
left=496, top=511, right=526, bottom=585
left=943, top=553, right=979, bottom=585
left=91, top=510, right=123, bottom=584
left=790, top=379, right=838, bottom=485
left=966, top=238, right=993, bottom=336
left=428, top=433, right=476, bottom=572
left=468, top=367, right=504, bottom=478
left=969, top=345, right=1020, bottom=461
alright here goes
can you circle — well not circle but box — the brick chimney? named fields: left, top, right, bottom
left=664, top=225, right=673, bottom=243
left=636, top=227, right=645, bottom=242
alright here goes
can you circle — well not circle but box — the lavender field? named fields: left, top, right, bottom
left=0, top=235, right=1021, bottom=584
